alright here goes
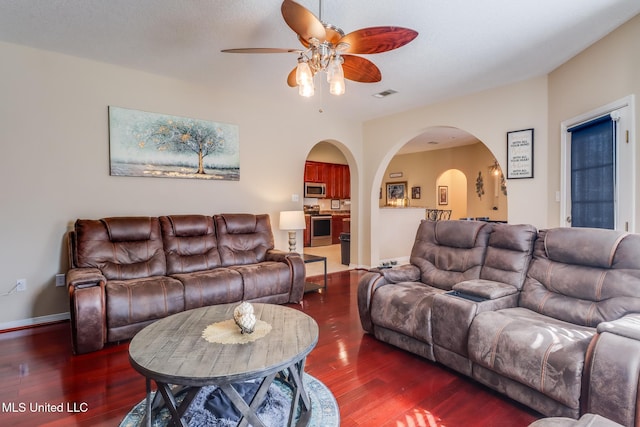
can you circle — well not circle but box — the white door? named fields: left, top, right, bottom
left=561, top=96, right=635, bottom=232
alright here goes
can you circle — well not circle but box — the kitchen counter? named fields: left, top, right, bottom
left=319, top=210, right=351, bottom=215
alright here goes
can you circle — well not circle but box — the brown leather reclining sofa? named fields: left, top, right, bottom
left=67, top=213, right=305, bottom=355
left=358, top=220, right=640, bottom=426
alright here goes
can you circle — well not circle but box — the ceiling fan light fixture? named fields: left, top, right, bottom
left=299, top=82, right=315, bottom=97
left=223, top=1, right=418, bottom=99
left=296, top=58, right=313, bottom=85
left=296, top=57, right=315, bottom=97
left=327, top=56, right=345, bottom=96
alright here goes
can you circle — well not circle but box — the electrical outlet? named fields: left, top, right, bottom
left=55, top=274, right=66, bottom=287
left=16, top=279, right=26, bottom=292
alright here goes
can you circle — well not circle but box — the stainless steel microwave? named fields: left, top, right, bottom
left=304, top=182, right=326, bottom=198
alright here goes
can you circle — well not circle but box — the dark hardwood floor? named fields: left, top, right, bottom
left=0, top=270, right=541, bottom=426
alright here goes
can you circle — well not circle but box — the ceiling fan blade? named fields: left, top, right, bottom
left=221, top=48, right=300, bottom=54
left=287, top=67, right=298, bottom=87
left=342, top=55, right=381, bottom=83
left=340, top=27, right=418, bottom=54
left=281, top=0, right=326, bottom=43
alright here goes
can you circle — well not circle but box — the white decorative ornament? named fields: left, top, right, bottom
left=233, top=302, right=256, bottom=334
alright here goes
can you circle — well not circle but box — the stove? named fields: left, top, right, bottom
left=310, top=215, right=332, bottom=246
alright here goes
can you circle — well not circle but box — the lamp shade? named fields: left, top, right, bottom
left=279, top=211, right=306, bottom=230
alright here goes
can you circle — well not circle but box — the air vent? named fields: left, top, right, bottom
left=372, top=89, right=398, bottom=98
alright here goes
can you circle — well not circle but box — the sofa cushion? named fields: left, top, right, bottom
left=480, top=223, right=537, bottom=289
left=544, top=227, right=625, bottom=268
left=160, top=215, right=223, bottom=274
left=434, top=220, right=486, bottom=248
left=231, top=262, right=291, bottom=302
left=521, top=228, right=640, bottom=327
left=103, top=217, right=153, bottom=242
left=75, top=217, right=166, bottom=280
left=370, top=282, right=446, bottom=345
left=105, top=276, right=184, bottom=332
left=469, top=307, right=595, bottom=410
left=171, top=268, right=243, bottom=310
left=215, top=214, right=275, bottom=266
left=409, top=220, right=492, bottom=290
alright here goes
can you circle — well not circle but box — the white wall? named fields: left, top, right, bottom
left=0, top=41, right=362, bottom=326
left=306, top=141, right=348, bottom=164
left=378, top=207, right=425, bottom=262
left=547, top=14, right=640, bottom=228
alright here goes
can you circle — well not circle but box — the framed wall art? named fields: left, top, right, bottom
left=506, top=128, right=534, bottom=179
left=411, top=186, right=421, bottom=199
left=108, top=106, right=240, bottom=180
left=386, top=181, right=407, bottom=204
left=438, top=185, right=449, bottom=205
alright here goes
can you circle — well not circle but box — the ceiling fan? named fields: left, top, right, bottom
left=221, top=0, right=418, bottom=97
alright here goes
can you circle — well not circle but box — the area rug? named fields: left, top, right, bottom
left=119, top=373, right=339, bottom=427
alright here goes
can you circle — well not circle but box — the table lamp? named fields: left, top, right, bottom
left=279, top=210, right=306, bottom=252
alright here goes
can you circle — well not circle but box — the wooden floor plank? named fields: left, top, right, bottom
left=0, top=269, right=540, bottom=426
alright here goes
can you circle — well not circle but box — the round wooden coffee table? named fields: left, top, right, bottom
left=128, top=303, right=319, bottom=427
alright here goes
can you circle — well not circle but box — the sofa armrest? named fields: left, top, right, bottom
left=584, top=313, right=640, bottom=426
left=357, top=265, right=421, bottom=333
left=377, top=264, right=421, bottom=284
left=265, top=249, right=289, bottom=263
left=452, top=279, right=518, bottom=300
left=67, top=268, right=107, bottom=354
left=67, top=267, right=105, bottom=289
left=597, top=313, right=640, bottom=340
left=357, top=271, right=387, bottom=333
left=266, top=250, right=305, bottom=303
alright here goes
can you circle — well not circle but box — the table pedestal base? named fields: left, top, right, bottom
left=142, top=359, right=311, bottom=427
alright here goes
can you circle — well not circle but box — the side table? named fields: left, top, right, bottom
left=302, top=253, right=327, bottom=293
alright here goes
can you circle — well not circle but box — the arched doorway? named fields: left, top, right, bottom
left=374, top=126, right=508, bottom=265
left=302, top=141, right=353, bottom=275
left=436, top=169, right=467, bottom=219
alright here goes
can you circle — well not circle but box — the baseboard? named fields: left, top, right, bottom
left=0, top=312, right=70, bottom=332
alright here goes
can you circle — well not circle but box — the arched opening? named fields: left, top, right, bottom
left=374, top=126, right=507, bottom=265
left=436, top=169, right=467, bottom=219
left=302, top=141, right=354, bottom=276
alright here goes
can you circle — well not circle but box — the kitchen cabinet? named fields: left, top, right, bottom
left=331, top=213, right=350, bottom=244
left=303, top=214, right=311, bottom=247
left=340, top=166, right=350, bottom=199
left=304, top=161, right=325, bottom=183
left=305, top=161, right=350, bottom=199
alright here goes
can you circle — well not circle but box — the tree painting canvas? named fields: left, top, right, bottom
left=109, top=107, right=239, bottom=180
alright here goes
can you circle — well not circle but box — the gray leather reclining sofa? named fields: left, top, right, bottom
left=358, top=220, right=640, bottom=426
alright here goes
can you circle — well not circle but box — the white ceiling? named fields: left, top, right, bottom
left=1, top=0, right=639, bottom=128
left=397, top=126, right=480, bottom=155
